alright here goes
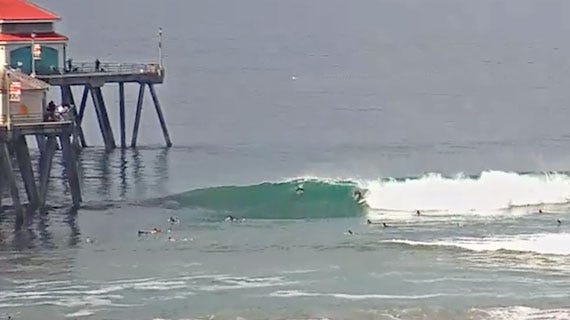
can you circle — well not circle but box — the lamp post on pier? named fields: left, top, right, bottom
left=31, top=32, right=36, bottom=77
left=158, top=27, right=163, bottom=68
left=2, top=66, right=9, bottom=128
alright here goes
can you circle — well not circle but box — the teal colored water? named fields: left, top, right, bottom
left=168, top=179, right=364, bottom=219
left=3, top=0, right=570, bottom=319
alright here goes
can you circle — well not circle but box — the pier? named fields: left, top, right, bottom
left=1, top=69, right=80, bottom=226
left=0, top=0, right=173, bottom=227
left=38, top=61, right=172, bottom=150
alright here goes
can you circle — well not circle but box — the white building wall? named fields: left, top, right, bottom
left=0, top=92, right=4, bottom=122
left=0, top=45, right=6, bottom=67
left=8, top=90, right=45, bottom=124
left=0, top=58, right=5, bottom=120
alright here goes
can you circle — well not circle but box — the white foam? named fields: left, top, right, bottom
left=269, top=290, right=451, bottom=300
left=363, top=171, right=570, bottom=214
left=280, top=269, right=319, bottom=275
left=65, top=309, right=96, bottom=318
left=131, top=280, right=187, bottom=291
left=386, top=232, right=570, bottom=255
left=471, top=306, right=570, bottom=320
left=198, top=276, right=297, bottom=291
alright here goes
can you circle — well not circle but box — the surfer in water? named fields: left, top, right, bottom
left=416, top=210, right=421, bottom=216
left=367, top=219, right=384, bottom=225
left=138, top=228, right=162, bottom=235
left=225, top=215, right=245, bottom=223
left=353, top=190, right=365, bottom=204
left=557, top=219, right=562, bottom=226
left=295, top=184, right=304, bottom=194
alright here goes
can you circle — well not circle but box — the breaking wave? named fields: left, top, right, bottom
left=167, top=179, right=363, bottom=219
left=164, top=171, right=570, bottom=219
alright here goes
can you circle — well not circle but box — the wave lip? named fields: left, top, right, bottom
left=385, top=232, right=570, bottom=256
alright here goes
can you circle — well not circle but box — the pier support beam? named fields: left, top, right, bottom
left=62, top=85, right=87, bottom=150
left=38, top=135, right=58, bottom=212
left=0, top=142, right=23, bottom=225
left=35, top=135, right=46, bottom=153
left=75, top=85, right=89, bottom=148
left=148, top=84, right=172, bottom=147
left=131, top=83, right=145, bottom=148
left=90, top=86, right=116, bottom=151
left=60, top=132, right=82, bottom=208
left=119, top=82, right=127, bottom=148
left=13, top=136, right=39, bottom=209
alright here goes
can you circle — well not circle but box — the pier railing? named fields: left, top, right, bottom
left=34, top=62, right=163, bottom=76
left=0, top=111, right=74, bottom=126
left=64, top=62, right=162, bottom=75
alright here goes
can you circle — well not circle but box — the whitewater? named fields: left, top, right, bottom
left=363, top=170, right=570, bottom=213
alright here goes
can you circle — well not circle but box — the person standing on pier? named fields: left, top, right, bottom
left=45, top=101, right=56, bottom=121
left=95, top=58, right=101, bottom=71
left=66, top=58, right=73, bottom=73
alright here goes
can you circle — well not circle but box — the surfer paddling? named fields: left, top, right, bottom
left=366, top=219, right=389, bottom=228
left=366, top=219, right=380, bottom=225
left=138, top=227, right=162, bottom=235
left=225, top=215, right=245, bottom=223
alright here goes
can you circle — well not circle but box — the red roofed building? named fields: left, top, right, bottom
left=0, top=0, right=67, bottom=75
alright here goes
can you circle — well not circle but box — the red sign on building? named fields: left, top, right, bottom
left=33, top=44, right=42, bottom=60
left=9, top=81, right=22, bottom=102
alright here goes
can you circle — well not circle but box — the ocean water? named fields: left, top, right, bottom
left=3, top=0, right=570, bottom=319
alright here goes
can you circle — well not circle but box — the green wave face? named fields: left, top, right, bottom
left=171, top=180, right=364, bottom=219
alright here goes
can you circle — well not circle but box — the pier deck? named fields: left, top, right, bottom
left=38, top=63, right=164, bottom=86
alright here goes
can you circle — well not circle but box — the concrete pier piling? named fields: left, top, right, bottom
left=0, top=127, right=80, bottom=229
